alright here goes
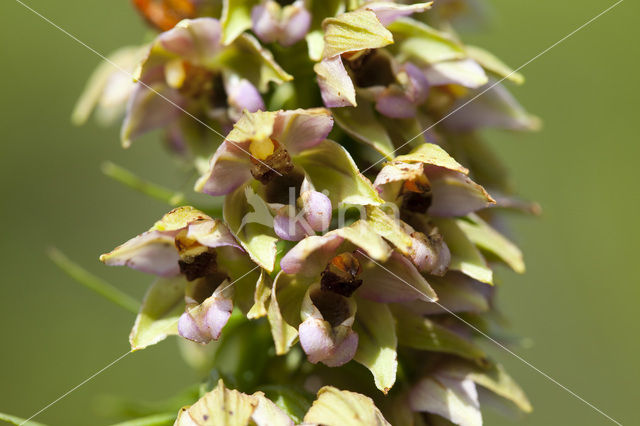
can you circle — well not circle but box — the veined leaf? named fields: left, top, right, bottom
left=457, top=214, right=525, bottom=273
left=130, top=276, right=186, bottom=351
left=392, top=307, right=486, bottom=362
left=295, top=140, right=382, bottom=206
left=304, top=386, right=391, bottom=425
left=353, top=298, right=398, bottom=394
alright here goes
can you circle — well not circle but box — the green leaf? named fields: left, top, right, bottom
left=435, top=218, right=492, bottom=284
left=392, top=307, right=487, bottom=362
left=394, top=143, right=468, bottom=174
left=304, top=386, right=391, bottom=425
left=388, top=18, right=466, bottom=64
left=48, top=247, right=140, bottom=314
left=224, top=183, right=278, bottom=272
left=175, top=380, right=258, bottom=426
left=334, top=220, right=392, bottom=262
left=306, top=0, right=345, bottom=60
left=294, top=140, right=383, bottom=206
left=267, top=272, right=306, bottom=354
left=130, top=277, right=186, bottom=351
left=457, top=214, right=525, bottom=273
left=322, top=10, right=393, bottom=58
left=353, top=298, right=398, bottom=394
left=441, top=361, right=532, bottom=413
left=108, top=413, right=176, bottom=426
left=466, top=45, right=524, bottom=85
left=260, top=385, right=313, bottom=424
left=221, top=0, right=260, bottom=45
left=332, top=100, right=395, bottom=159
left=365, top=205, right=413, bottom=256
left=247, top=270, right=272, bottom=319
left=0, top=412, right=47, bottom=426
left=219, top=34, right=293, bottom=92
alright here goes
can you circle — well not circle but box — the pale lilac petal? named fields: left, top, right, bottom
left=300, top=190, right=332, bottom=232
left=280, top=233, right=343, bottom=276
left=409, top=231, right=451, bottom=276
left=423, top=58, right=488, bottom=89
left=298, top=318, right=335, bottom=363
left=280, top=1, right=312, bottom=46
left=357, top=251, right=437, bottom=303
left=178, top=311, right=209, bottom=343
left=274, top=213, right=310, bottom=241
left=298, top=285, right=358, bottom=366
left=427, top=168, right=495, bottom=217
left=203, top=295, right=233, bottom=340
left=410, top=273, right=490, bottom=315
left=226, top=77, right=265, bottom=114
left=322, top=329, right=358, bottom=367
left=272, top=108, right=333, bottom=154
left=100, top=230, right=181, bottom=276
left=375, top=91, right=416, bottom=119
left=158, top=18, right=222, bottom=63
left=403, top=62, right=430, bottom=103
left=314, top=56, right=357, bottom=108
left=251, top=3, right=280, bottom=44
left=364, top=2, right=433, bottom=26
left=409, top=374, right=482, bottom=426
left=179, top=288, right=234, bottom=344
left=443, top=82, right=541, bottom=131
left=187, top=219, right=243, bottom=250
left=194, top=141, right=252, bottom=196
left=121, top=83, right=184, bottom=147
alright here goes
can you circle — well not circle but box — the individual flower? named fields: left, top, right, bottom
left=121, top=17, right=292, bottom=150
left=194, top=108, right=333, bottom=194
left=100, top=206, right=257, bottom=344
left=374, top=142, right=495, bottom=217
left=314, top=4, right=432, bottom=108
left=272, top=220, right=437, bottom=369
left=72, top=46, right=146, bottom=126
left=251, top=0, right=312, bottom=46
left=399, top=359, right=532, bottom=426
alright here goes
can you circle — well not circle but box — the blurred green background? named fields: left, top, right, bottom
left=1, top=0, right=638, bottom=425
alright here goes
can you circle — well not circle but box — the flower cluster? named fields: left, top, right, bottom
left=83, top=0, right=538, bottom=424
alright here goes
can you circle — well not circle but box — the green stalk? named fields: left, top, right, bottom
left=47, top=247, right=140, bottom=314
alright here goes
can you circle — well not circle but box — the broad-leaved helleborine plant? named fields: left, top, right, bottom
left=67, top=0, right=542, bottom=424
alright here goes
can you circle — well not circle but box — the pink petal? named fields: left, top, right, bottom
left=194, top=141, right=252, bottom=196
left=280, top=233, right=344, bottom=276
left=322, top=329, right=358, bottom=367
left=375, top=91, right=417, bottom=119
left=403, top=62, right=430, bottom=103
left=298, top=318, right=335, bottom=364
left=300, top=190, right=332, bottom=232
left=158, top=18, right=222, bottom=64
left=280, top=1, right=311, bottom=46
left=100, top=230, right=181, bottom=276
left=251, top=3, right=280, bottom=44
left=272, top=108, right=333, bottom=154
left=364, top=2, right=433, bottom=26
left=226, top=77, right=265, bottom=114
left=274, top=212, right=310, bottom=241
left=314, top=56, right=357, bottom=108
left=427, top=168, right=495, bottom=217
